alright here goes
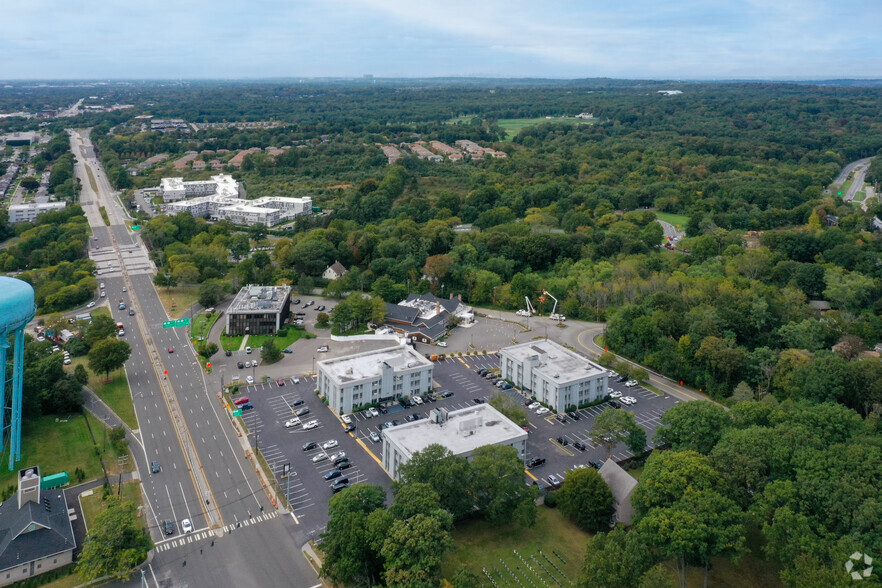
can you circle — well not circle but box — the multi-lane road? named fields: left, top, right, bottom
left=69, top=130, right=318, bottom=588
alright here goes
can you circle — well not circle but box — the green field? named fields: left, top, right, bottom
left=441, top=507, right=589, bottom=583
left=80, top=481, right=145, bottom=531
left=655, top=212, right=690, bottom=228
left=220, top=331, right=245, bottom=351
left=155, top=286, right=199, bottom=319
left=246, top=327, right=309, bottom=351
left=69, top=357, right=138, bottom=430
left=0, top=414, right=119, bottom=491
left=191, top=311, right=220, bottom=341
left=853, top=191, right=866, bottom=202
left=497, top=117, right=596, bottom=140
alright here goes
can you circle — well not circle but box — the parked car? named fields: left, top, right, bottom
left=369, top=431, right=381, bottom=443
left=324, top=469, right=342, bottom=480
left=292, top=299, right=301, bottom=305
left=316, top=305, right=326, bottom=311
left=282, top=348, right=293, bottom=354
left=291, top=376, right=300, bottom=384
left=240, top=403, right=254, bottom=410
left=234, top=397, right=250, bottom=405
left=610, top=401, right=622, bottom=409
left=237, top=361, right=244, bottom=369
left=277, top=378, right=285, bottom=387
left=295, top=407, right=310, bottom=417
left=225, top=349, right=231, bottom=356
left=285, top=418, right=300, bottom=428
left=526, top=457, right=546, bottom=468
left=412, top=395, right=423, bottom=405
left=574, top=441, right=587, bottom=451
left=399, top=397, right=413, bottom=408
left=616, top=376, right=628, bottom=383
left=473, top=397, right=485, bottom=404
left=369, top=407, right=379, bottom=417
left=609, top=390, right=622, bottom=398
left=343, top=423, right=355, bottom=432
left=322, top=439, right=338, bottom=450
left=302, top=441, right=317, bottom=451
left=547, top=474, right=562, bottom=488
left=245, top=376, right=254, bottom=385
left=528, top=402, right=541, bottom=410
left=336, top=459, right=352, bottom=470
left=330, top=451, right=346, bottom=462
left=437, top=341, right=447, bottom=347
left=362, top=409, right=373, bottom=418
left=341, top=415, right=352, bottom=424
left=245, top=346, right=252, bottom=354
left=625, top=380, right=638, bottom=387
left=536, top=407, right=550, bottom=415
left=303, top=420, right=319, bottom=430
left=312, top=453, right=328, bottom=463
left=555, top=414, right=567, bottom=423
left=292, top=398, right=304, bottom=406
left=331, top=480, right=350, bottom=493
left=317, top=345, right=329, bottom=353
left=589, top=461, right=604, bottom=469
left=440, top=391, right=454, bottom=398
left=621, top=396, right=637, bottom=405
left=244, top=361, right=252, bottom=368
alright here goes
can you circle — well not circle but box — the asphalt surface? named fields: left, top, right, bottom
left=70, top=130, right=319, bottom=588
left=833, top=157, right=872, bottom=186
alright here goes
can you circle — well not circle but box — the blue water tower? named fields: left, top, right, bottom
left=0, top=277, right=36, bottom=470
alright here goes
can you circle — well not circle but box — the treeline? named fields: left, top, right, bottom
left=580, top=399, right=882, bottom=588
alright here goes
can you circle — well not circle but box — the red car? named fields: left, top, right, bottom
left=167, top=347, right=174, bottom=353
left=234, top=397, right=250, bottom=405
left=277, top=379, right=285, bottom=387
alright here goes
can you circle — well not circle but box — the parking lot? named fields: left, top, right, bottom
left=235, top=375, right=392, bottom=535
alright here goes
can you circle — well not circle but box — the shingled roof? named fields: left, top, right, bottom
left=0, top=490, right=75, bottom=571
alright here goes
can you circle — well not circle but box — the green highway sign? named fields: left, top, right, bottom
left=232, top=409, right=242, bottom=417
left=131, top=225, right=140, bottom=231
left=162, top=318, right=191, bottom=328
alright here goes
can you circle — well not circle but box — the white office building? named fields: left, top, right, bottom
left=7, top=202, right=66, bottom=224
left=499, top=340, right=607, bottom=412
left=159, top=173, right=243, bottom=202
left=317, top=345, right=433, bottom=415
left=382, top=404, right=528, bottom=480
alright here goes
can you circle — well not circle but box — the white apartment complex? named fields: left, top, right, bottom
left=159, top=173, right=243, bottom=202
left=499, top=340, right=607, bottom=412
left=317, top=345, right=433, bottom=415
left=381, top=404, right=528, bottom=480
left=165, top=194, right=312, bottom=227
left=7, top=202, right=66, bottom=224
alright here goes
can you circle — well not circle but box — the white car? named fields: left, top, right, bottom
left=620, top=397, right=637, bottom=405
left=100, top=291, right=106, bottom=297
left=312, top=453, right=328, bottom=463
left=369, top=407, right=379, bottom=417
left=436, top=341, right=447, bottom=347
left=609, top=390, right=622, bottom=398
left=245, top=361, right=251, bottom=368
left=536, top=407, right=550, bottom=415
left=341, top=415, right=352, bottom=424
left=317, top=345, right=329, bottom=353
left=625, top=380, right=638, bottom=387
left=329, top=451, right=346, bottom=461
left=322, top=439, right=339, bottom=450
left=87, top=301, right=96, bottom=308
left=607, top=371, right=618, bottom=377
left=303, top=420, right=319, bottom=430
left=284, top=418, right=300, bottom=428
left=63, top=358, right=71, bottom=365
left=412, top=395, right=423, bottom=405
left=528, top=402, right=541, bottom=410
left=292, top=377, right=300, bottom=384
left=181, top=518, right=192, bottom=533
left=246, top=376, right=254, bottom=384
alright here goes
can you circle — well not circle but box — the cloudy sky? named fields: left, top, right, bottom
left=2, top=0, right=881, bottom=79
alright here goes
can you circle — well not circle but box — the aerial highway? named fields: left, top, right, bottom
left=69, top=130, right=318, bottom=588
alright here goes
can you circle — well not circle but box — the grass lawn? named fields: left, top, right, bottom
left=853, top=191, right=866, bottom=202
left=442, top=507, right=589, bottom=583
left=655, top=212, right=690, bottom=228
left=0, top=413, right=127, bottom=491
left=80, top=481, right=145, bottom=531
left=68, top=357, right=138, bottom=430
left=247, top=327, right=309, bottom=351
left=838, top=178, right=854, bottom=195
left=85, top=166, right=98, bottom=192
left=155, top=286, right=199, bottom=319
left=25, top=565, right=78, bottom=588
left=220, top=331, right=245, bottom=351
left=497, top=117, right=596, bottom=140
left=191, top=311, right=220, bottom=341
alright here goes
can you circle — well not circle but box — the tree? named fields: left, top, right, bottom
left=381, top=513, right=453, bottom=587
left=87, top=339, right=132, bottom=382
left=638, top=488, right=746, bottom=588
left=422, top=253, right=453, bottom=293
left=197, top=278, right=228, bottom=308
left=84, top=314, right=118, bottom=347
left=229, top=233, right=251, bottom=260
left=261, top=339, right=282, bottom=364
left=76, top=497, right=151, bottom=582
left=654, top=401, right=729, bottom=455
left=558, top=467, right=614, bottom=532
left=578, top=527, right=655, bottom=588
left=631, top=450, right=719, bottom=519
left=320, top=484, right=387, bottom=586
left=470, top=445, right=538, bottom=526
left=74, top=363, right=89, bottom=385
left=395, top=444, right=473, bottom=520
left=590, top=408, right=645, bottom=457
left=730, top=381, right=754, bottom=403
left=315, top=311, right=330, bottom=327
left=389, top=482, right=450, bottom=524
left=197, top=341, right=218, bottom=359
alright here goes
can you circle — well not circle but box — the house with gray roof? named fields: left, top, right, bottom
left=0, top=467, right=75, bottom=586
left=382, top=293, right=473, bottom=343
left=598, top=460, right=638, bottom=526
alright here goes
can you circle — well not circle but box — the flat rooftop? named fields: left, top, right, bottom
left=228, top=284, right=290, bottom=315
left=318, top=345, right=431, bottom=384
left=384, top=404, right=526, bottom=459
left=502, top=339, right=605, bottom=382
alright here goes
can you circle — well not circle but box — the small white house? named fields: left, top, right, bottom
left=322, top=261, right=348, bottom=281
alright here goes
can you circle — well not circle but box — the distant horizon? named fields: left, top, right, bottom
left=3, top=1, right=881, bottom=80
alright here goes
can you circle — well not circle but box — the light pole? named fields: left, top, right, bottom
left=256, top=433, right=259, bottom=457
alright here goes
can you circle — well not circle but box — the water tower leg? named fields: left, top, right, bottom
left=9, top=328, right=24, bottom=470
left=0, top=334, right=6, bottom=453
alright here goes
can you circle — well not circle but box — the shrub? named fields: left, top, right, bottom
left=544, top=490, right=559, bottom=508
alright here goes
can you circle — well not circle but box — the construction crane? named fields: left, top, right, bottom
left=517, top=296, right=536, bottom=317
left=543, top=290, right=566, bottom=322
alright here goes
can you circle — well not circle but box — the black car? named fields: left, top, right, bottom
left=292, top=299, right=301, bottom=305
left=555, top=414, right=567, bottom=423
left=302, top=441, right=317, bottom=451
left=292, top=398, right=304, bottom=406
left=440, top=391, right=454, bottom=398
left=589, top=461, right=603, bottom=469
left=476, top=368, right=488, bottom=375
left=610, top=401, right=622, bottom=409
left=337, top=460, right=352, bottom=470
left=573, top=441, right=587, bottom=451
left=324, top=469, right=343, bottom=480
left=473, top=397, right=485, bottom=404
left=405, top=414, right=417, bottom=422
left=556, top=436, right=569, bottom=446
left=163, top=519, right=175, bottom=535
left=526, top=457, right=546, bottom=468
left=343, top=423, right=356, bottom=432
left=399, top=398, right=412, bottom=408
left=225, top=349, right=232, bottom=357
left=128, top=308, right=135, bottom=316
left=316, top=305, right=326, bottom=311
left=295, top=407, right=310, bottom=417
left=237, top=361, right=244, bottom=369
left=567, top=412, right=581, bottom=421
left=331, top=480, right=350, bottom=493
left=151, top=460, right=161, bottom=473
left=616, top=376, right=628, bottom=383
left=333, top=455, right=349, bottom=466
